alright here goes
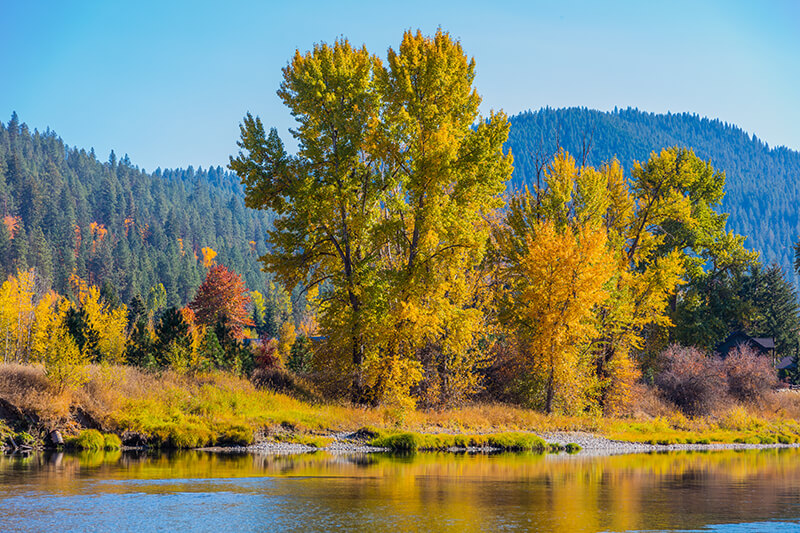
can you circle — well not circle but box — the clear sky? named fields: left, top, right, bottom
left=2, top=0, right=798, bottom=172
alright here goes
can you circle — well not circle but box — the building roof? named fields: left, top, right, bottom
left=752, top=338, right=776, bottom=350
left=716, top=331, right=775, bottom=357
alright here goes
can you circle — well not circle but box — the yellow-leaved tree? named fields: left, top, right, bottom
left=31, top=293, right=88, bottom=390
left=230, top=29, right=512, bottom=408
left=496, top=148, right=756, bottom=415
left=497, top=216, right=613, bottom=413
left=0, top=269, right=38, bottom=363
left=71, top=276, right=128, bottom=364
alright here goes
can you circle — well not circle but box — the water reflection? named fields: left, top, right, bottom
left=1, top=449, right=800, bottom=531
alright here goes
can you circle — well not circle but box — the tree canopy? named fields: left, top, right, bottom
left=231, top=29, right=512, bottom=406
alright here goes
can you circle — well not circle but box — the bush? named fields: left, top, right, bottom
left=654, top=345, right=726, bottom=416
left=68, top=429, right=106, bottom=450
left=254, top=338, right=281, bottom=370
left=103, top=433, right=122, bottom=450
left=723, top=345, right=778, bottom=403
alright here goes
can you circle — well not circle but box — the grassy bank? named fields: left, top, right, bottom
left=2, top=363, right=800, bottom=450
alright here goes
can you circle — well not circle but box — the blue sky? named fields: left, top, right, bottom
left=2, top=0, right=798, bottom=171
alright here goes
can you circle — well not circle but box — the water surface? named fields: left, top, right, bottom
left=1, top=449, right=800, bottom=531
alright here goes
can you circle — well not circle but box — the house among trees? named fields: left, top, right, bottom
left=716, top=331, right=776, bottom=363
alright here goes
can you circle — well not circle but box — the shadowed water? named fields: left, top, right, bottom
left=1, top=449, right=800, bottom=532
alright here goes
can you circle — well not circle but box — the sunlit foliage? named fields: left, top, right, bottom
left=189, top=264, right=252, bottom=340
left=230, top=29, right=512, bottom=407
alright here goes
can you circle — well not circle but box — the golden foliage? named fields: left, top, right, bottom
left=201, top=246, right=217, bottom=268
left=31, top=294, right=88, bottom=390
left=2, top=215, right=20, bottom=238
left=71, top=276, right=128, bottom=364
left=277, top=321, right=295, bottom=365
left=498, top=218, right=614, bottom=413
left=0, top=268, right=38, bottom=363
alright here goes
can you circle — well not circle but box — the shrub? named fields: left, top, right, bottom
left=14, top=431, right=35, bottom=445
left=718, top=405, right=759, bottom=431
left=654, top=345, right=726, bottom=416
left=68, top=429, right=105, bottom=450
left=723, top=345, right=778, bottom=403
left=254, top=338, right=281, bottom=370
left=103, top=433, right=122, bottom=450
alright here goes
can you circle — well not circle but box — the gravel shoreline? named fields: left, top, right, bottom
left=538, top=431, right=800, bottom=455
left=214, top=431, right=800, bottom=456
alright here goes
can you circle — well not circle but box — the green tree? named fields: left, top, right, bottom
left=742, top=264, right=800, bottom=357
left=153, top=307, right=190, bottom=368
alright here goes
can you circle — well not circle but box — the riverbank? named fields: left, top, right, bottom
left=212, top=430, right=800, bottom=457
left=4, top=363, right=800, bottom=455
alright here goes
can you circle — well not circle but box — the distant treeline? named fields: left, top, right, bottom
left=0, top=113, right=273, bottom=306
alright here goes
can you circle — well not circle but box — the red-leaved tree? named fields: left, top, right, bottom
left=189, top=264, right=253, bottom=340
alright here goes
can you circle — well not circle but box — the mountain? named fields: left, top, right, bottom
left=0, top=113, right=273, bottom=306
left=506, top=107, right=800, bottom=285
left=4, top=107, right=799, bottom=305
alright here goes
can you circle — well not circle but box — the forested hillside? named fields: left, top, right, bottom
left=506, top=107, right=800, bottom=285
left=4, top=107, right=799, bottom=308
left=0, top=113, right=273, bottom=306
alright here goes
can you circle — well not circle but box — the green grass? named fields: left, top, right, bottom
left=35, top=366, right=800, bottom=452
left=371, top=432, right=419, bottom=451
left=565, top=443, right=582, bottom=453
left=103, top=433, right=122, bottom=450
left=368, top=430, right=549, bottom=452
left=107, top=373, right=373, bottom=449
left=66, top=429, right=122, bottom=450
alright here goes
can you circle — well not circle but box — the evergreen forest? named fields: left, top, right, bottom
left=0, top=112, right=273, bottom=307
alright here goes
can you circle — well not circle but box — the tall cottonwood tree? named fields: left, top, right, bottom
left=230, top=30, right=512, bottom=406
left=370, top=30, right=512, bottom=407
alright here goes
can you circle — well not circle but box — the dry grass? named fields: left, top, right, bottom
left=3, top=363, right=800, bottom=448
left=0, top=363, right=72, bottom=426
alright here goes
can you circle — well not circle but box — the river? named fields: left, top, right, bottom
left=1, top=449, right=800, bottom=531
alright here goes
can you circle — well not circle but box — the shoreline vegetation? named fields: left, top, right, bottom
left=4, top=363, right=800, bottom=456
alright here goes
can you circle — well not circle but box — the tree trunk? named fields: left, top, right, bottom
left=349, top=294, right=365, bottom=404
left=545, top=366, right=555, bottom=414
